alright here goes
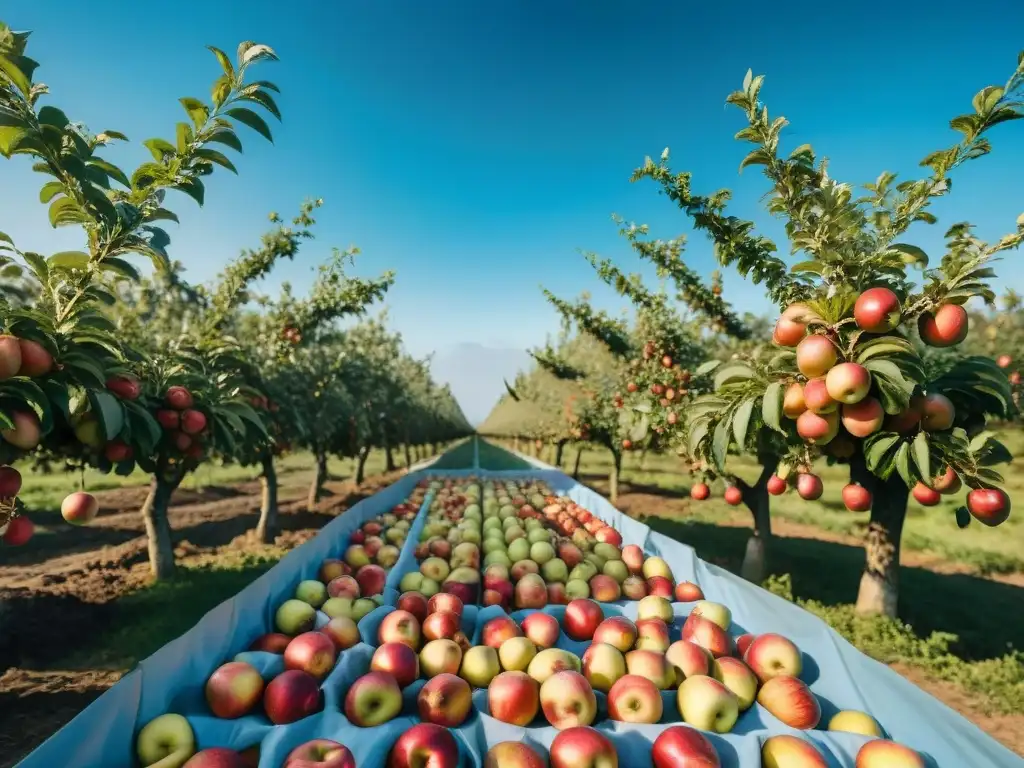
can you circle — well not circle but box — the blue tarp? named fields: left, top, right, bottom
left=16, top=449, right=1024, bottom=768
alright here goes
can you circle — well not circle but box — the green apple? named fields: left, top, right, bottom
left=461, top=645, right=501, bottom=687
left=322, top=597, right=355, bottom=619
left=566, top=579, right=591, bottom=600
left=419, top=577, right=441, bottom=596
left=353, top=598, right=377, bottom=621
left=585, top=553, right=607, bottom=571
left=400, top=572, right=424, bottom=592
left=569, top=562, right=598, bottom=583
left=276, top=599, right=317, bottom=634
left=484, top=551, right=512, bottom=569
left=594, top=543, right=622, bottom=562
left=507, top=538, right=531, bottom=562
left=602, top=560, right=630, bottom=583
left=136, top=713, right=196, bottom=768
left=541, top=558, right=569, bottom=584
left=294, top=579, right=327, bottom=608
left=529, top=541, right=555, bottom=565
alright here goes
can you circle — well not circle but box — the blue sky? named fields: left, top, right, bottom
left=3, top=2, right=1023, bottom=423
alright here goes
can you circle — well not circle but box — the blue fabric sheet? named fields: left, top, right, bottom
left=16, top=460, right=1024, bottom=768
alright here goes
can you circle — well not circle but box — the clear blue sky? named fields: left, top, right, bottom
left=3, top=2, right=1023, bottom=423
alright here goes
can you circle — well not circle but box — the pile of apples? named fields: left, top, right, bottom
left=131, top=490, right=427, bottom=768
left=401, top=477, right=484, bottom=604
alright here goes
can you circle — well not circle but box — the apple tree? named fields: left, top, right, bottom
left=631, top=54, right=1023, bottom=615
left=0, top=23, right=281, bottom=549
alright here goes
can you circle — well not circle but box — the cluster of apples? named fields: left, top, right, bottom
left=614, top=339, right=695, bottom=447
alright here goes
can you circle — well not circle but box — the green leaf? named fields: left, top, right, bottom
left=711, top=418, right=731, bottom=471
left=0, top=54, right=32, bottom=96
left=208, top=46, right=235, bottom=78
left=48, top=197, right=85, bottom=228
left=864, top=432, right=902, bottom=476
left=87, top=390, right=125, bottom=441
left=894, top=442, right=913, bottom=486
left=713, top=362, right=754, bottom=390
left=762, top=381, right=784, bottom=433
left=241, top=89, right=281, bottom=120
left=888, top=243, right=928, bottom=268
left=173, top=178, right=205, bottom=206
left=194, top=148, right=238, bottom=173
left=732, top=397, right=755, bottom=447
left=143, top=138, right=177, bottom=161
left=180, top=97, right=210, bottom=130
left=790, top=261, right=825, bottom=275
left=100, top=257, right=141, bottom=281
left=226, top=108, right=273, bottom=142
left=176, top=122, right=193, bottom=153
left=687, top=418, right=711, bottom=456
left=206, top=129, right=243, bottom=153
left=864, top=359, right=915, bottom=414
left=955, top=506, right=971, bottom=529
left=911, top=431, right=930, bottom=482
left=39, top=181, right=64, bottom=203
left=88, top=159, right=131, bottom=188
left=695, top=360, right=721, bottom=376
left=48, top=251, right=91, bottom=270
left=628, top=414, right=650, bottom=443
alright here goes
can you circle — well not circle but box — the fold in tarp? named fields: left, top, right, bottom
left=16, top=449, right=1023, bottom=768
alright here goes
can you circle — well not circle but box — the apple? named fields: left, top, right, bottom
left=842, top=483, right=872, bottom=511
left=371, top=642, right=420, bottom=688
left=621, top=544, right=645, bottom=574
left=855, top=740, right=925, bottom=768
left=420, top=557, right=451, bottom=582
left=796, top=409, right=838, bottom=444
left=783, top=382, right=807, bottom=419
left=344, top=545, right=371, bottom=569
left=420, top=638, right=463, bottom=677
left=264, top=670, right=322, bottom=724
left=327, top=576, right=360, bottom=600
left=355, top=564, right=387, bottom=597
left=967, top=487, right=1011, bottom=526
left=646, top=576, right=674, bottom=599
left=651, top=725, right=721, bottom=768
left=796, top=473, right=824, bottom=501
left=624, top=649, right=673, bottom=689
left=276, top=600, right=317, bottom=635
left=854, top=287, right=901, bottom=333
left=387, top=723, right=459, bottom=768
left=521, top=611, right=560, bottom=648
left=481, top=615, right=523, bottom=648
left=528, top=648, right=582, bottom=684
left=136, top=713, right=196, bottom=768
left=488, top=670, right=540, bottom=726
left=581, top=642, right=626, bottom=692
left=515, top=573, right=549, bottom=609
left=932, top=466, right=962, bottom=494
left=295, top=580, right=328, bottom=608
left=734, top=634, right=755, bottom=657
left=802, top=377, right=836, bottom=414
left=828, top=709, right=883, bottom=736
left=760, top=735, right=827, bottom=768
left=283, top=740, right=355, bottom=768
left=677, top=675, right=739, bottom=733
left=566, top=579, right=591, bottom=600
left=921, top=392, right=955, bottom=432
left=417, top=672, right=473, bottom=727
left=767, top=474, right=788, bottom=495
left=511, top=560, right=540, bottom=581
left=796, top=334, right=838, bottom=378
left=588, top=574, right=622, bottom=602
left=483, top=743, right=546, bottom=768
left=592, top=616, right=637, bottom=653
left=689, top=601, right=731, bottom=631
left=549, top=726, right=618, bottom=768
left=637, top=595, right=674, bottom=623
left=641, top=556, right=673, bottom=581
left=540, top=670, right=597, bottom=730
left=427, top=592, right=464, bottom=617
left=743, top=632, right=802, bottom=683
left=321, top=598, right=355, bottom=620
left=378, top=610, right=421, bottom=650
left=564, top=598, right=604, bottom=640
left=320, top=617, right=360, bottom=651
left=825, top=362, right=872, bottom=405
left=918, top=303, right=968, bottom=347
left=250, top=633, right=291, bottom=653
left=183, top=747, right=247, bottom=767
left=498, top=636, right=538, bottom=672
left=460, top=644, right=501, bottom=687
left=842, top=396, right=884, bottom=437
left=674, top=581, right=704, bottom=602
left=757, top=675, right=820, bottom=729
left=690, top=483, right=710, bottom=500
left=635, top=618, right=671, bottom=653
left=710, top=657, right=757, bottom=710
left=423, top=611, right=461, bottom=642
left=621, top=576, right=648, bottom=600
left=912, top=482, right=941, bottom=507
left=319, top=558, right=348, bottom=583
left=607, top=673, right=662, bottom=724
left=344, top=671, right=402, bottom=726
left=60, top=491, right=100, bottom=525
left=666, top=640, right=711, bottom=681
left=400, top=572, right=424, bottom=593
left=284, top=632, right=338, bottom=680
left=397, top=592, right=429, bottom=623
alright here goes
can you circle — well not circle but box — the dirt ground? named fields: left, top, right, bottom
left=0, top=470, right=400, bottom=766
left=2, top=471, right=1022, bottom=762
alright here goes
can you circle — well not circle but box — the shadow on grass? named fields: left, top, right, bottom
left=645, top=516, right=1024, bottom=661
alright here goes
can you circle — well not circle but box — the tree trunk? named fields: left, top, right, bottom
left=307, top=451, right=328, bottom=511
left=609, top=449, right=622, bottom=503
left=554, top=441, right=565, bottom=468
left=853, top=458, right=909, bottom=618
left=141, top=474, right=179, bottom=580
left=573, top=447, right=584, bottom=479
left=431, top=442, right=438, bottom=456
left=404, top=443, right=412, bottom=467
left=256, top=452, right=279, bottom=544
left=356, top=445, right=371, bottom=486
left=736, top=459, right=776, bottom=584
left=639, top=446, right=649, bottom=472
left=513, top=436, right=520, bottom=452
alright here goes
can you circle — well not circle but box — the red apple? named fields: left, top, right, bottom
left=355, top=564, right=387, bottom=597
left=918, top=304, right=968, bottom=347
left=488, top=670, right=540, bottom=726
left=802, top=377, right=837, bottom=414
left=690, top=483, right=710, bottom=501
left=427, top=592, right=464, bottom=618
left=920, top=392, right=955, bottom=431
left=589, top=574, right=622, bottom=602
left=796, top=473, right=824, bottom=501
left=854, top=287, right=901, bottom=333
left=796, top=334, right=838, bottom=378
left=734, top=634, right=755, bottom=658
left=761, top=735, right=827, bottom=768
left=522, top=611, right=561, bottom=649
left=327, top=576, right=361, bottom=599
left=417, top=672, right=472, bottom=727
left=744, top=633, right=802, bottom=683
left=607, top=673, right=663, bottom=724
left=183, top=748, right=247, bottom=768
left=723, top=486, right=742, bottom=506
left=757, top=675, right=820, bottom=729
left=680, top=614, right=731, bottom=658
left=826, top=362, right=872, bottom=405
left=397, top=592, right=429, bottom=623
left=666, top=640, right=712, bottom=681
left=481, top=615, right=523, bottom=649
left=321, top=617, right=360, bottom=651
left=250, top=633, right=291, bottom=653
left=205, top=661, right=264, bottom=719
left=515, top=573, right=549, bottom=609
left=912, top=482, right=941, bottom=507
left=378, top=609, right=421, bottom=650
left=842, top=396, right=884, bottom=437
left=783, top=382, right=806, bottom=419
left=549, top=726, right=618, bottom=768
left=592, top=616, right=637, bottom=653
left=423, top=611, right=461, bottom=642
left=387, top=723, right=459, bottom=768
left=344, top=671, right=403, bottom=726
left=646, top=576, right=673, bottom=600
left=967, top=487, right=1011, bottom=526
left=842, top=484, right=872, bottom=512
left=796, top=410, right=838, bottom=445
left=766, top=475, right=787, bottom=496
left=564, top=599, right=604, bottom=641
left=264, top=670, right=321, bottom=724
left=371, top=642, right=420, bottom=688
left=651, top=725, right=721, bottom=768
left=540, top=670, right=598, bottom=730
left=674, top=581, right=704, bottom=602
left=483, top=743, right=546, bottom=768
left=621, top=544, right=645, bottom=574
left=284, top=632, right=338, bottom=680
left=855, top=740, right=925, bottom=768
